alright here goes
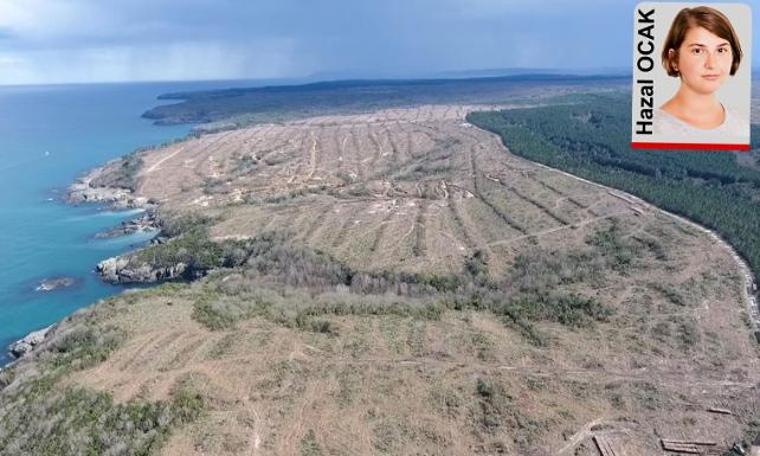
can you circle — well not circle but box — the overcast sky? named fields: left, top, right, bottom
left=0, top=0, right=757, bottom=85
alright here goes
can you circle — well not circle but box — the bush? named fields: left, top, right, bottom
left=192, top=286, right=444, bottom=331
left=0, top=382, right=204, bottom=456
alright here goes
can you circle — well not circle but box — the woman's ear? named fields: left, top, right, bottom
left=668, top=48, right=679, bottom=74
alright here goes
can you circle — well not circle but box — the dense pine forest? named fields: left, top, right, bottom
left=468, top=93, right=760, bottom=286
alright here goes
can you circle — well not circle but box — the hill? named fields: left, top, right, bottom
left=1, top=101, right=758, bottom=455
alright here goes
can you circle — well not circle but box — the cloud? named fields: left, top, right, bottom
left=0, top=39, right=299, bottom=85
left=0, top=0, right=756, bottom=85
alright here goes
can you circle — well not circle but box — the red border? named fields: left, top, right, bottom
left=631, top=142, right=750, bottom=151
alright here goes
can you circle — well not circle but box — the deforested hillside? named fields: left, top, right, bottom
left=2, top=103, right=759, bottom=455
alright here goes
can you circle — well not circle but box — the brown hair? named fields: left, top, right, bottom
left=661, top=6, right=743, bottom=77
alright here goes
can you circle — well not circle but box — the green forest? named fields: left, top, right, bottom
left=468, top=93, right=760, bottom=288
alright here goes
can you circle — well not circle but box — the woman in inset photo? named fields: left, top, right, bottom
left=655, top=6, right=748, bottom=140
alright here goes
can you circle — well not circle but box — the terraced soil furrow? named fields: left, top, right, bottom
left=365, top=124, right=384, bottom=176
left=349, top=124, right=367, bottom=181
left=300, top=200, right=337, bottom=244
left=331, top=203, right=366, bottom=250
left=532, top=177, right=588, bottom=209
left=445, top=186, right=477, bottom=251
left=490, top=175, right=571, bottom=226
left=369, top=210, right=395, bottom=253
left=469, top=150, right=528, bottom=235
left=412, top=201, right=428, bottom=257
left=333, top=126, right=346, bottom=176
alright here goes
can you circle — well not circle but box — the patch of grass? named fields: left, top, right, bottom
left=585, top=221, right=640, bottom=273
left=333, top=368, right=362, bottom=407
left=451, top=289, right=610, bottom=347
left=464, top=249, right=490, bottom=286
left=372, top=418, right=415, bottom=454
left=0, top=368, right=15, bottom=391
left=192, top=286, right=444, bottom=331
left=300, top=430, right=323, bottom=456
left=202, top=177, right=228, bottom=195
left=631, top=382, right=665, bottom=411
left=192, top=291, right=267, bottom=330
left=677, top=320, right=700, bottom=349
left=473, top=376, right=540, bottom=443
left=396, top=162, right=451, bottom=181
left=295, top=316, right=337, bottom=335
left=44, top=324, right=124, bottom=371
left=431, top=386, right=464, bottom=417
left=651, top=283, right=688, bottom=307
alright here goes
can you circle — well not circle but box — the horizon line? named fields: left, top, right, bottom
left=2, top=67, right=760, bottom=89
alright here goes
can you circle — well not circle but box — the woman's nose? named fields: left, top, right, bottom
left=704, top=52, right=716, bottom=68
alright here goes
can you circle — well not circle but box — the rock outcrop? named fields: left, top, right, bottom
left=96, top=256, right=187, bottom=284
left=67, top=164, right=149, bottom=209
left=93, top=212, right=159, bottom=239
left=9, top=325, right=54, bottom=359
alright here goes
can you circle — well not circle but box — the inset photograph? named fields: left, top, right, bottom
left=632, top=3, right=752, bottom=150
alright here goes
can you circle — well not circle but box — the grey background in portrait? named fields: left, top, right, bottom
left=654, top=3, right=752, bottom=121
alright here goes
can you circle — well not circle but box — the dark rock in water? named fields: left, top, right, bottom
left=35, top=276, right=79, bottom=292
left=9, top=325, right=54, bottom=359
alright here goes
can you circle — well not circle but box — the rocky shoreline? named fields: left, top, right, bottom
left=66, top=158, right=199, bottom=286
left=67, top=163, right=148, bottom=209
left=6, top=325, right=54, bottom=360
left=92, top=212, right=159, bottom=239
left=4, top=155, right=183, bottom=362
left=66, top=154, right=158, bottom=213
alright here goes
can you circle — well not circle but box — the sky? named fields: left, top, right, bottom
left=0, top=0, right=758, bottom=85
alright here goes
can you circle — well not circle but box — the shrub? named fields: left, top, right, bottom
left=0, top=382, right=204, bottom=456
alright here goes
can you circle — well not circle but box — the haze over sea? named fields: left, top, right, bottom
left=0, top=80, right=269, bottom=365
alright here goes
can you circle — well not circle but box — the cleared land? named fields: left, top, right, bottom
left=136, top=105, right=660, bottom=277
left=3, top=104, right=759, bottom=455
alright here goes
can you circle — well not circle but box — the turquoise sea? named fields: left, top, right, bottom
left=0, top=81, right=258, bottom=365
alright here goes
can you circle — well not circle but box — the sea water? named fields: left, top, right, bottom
left=0, top=80, right=253, bottom=365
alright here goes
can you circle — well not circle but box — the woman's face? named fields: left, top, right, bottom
left=674, top=26, right=733, bottom=95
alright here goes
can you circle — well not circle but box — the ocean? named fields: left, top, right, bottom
left=0, top=80, right=258, bottom=365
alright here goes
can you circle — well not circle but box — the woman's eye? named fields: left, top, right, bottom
left=717, top=48, right=728, bottom=54
left=691, top=48, right=702, bottom=55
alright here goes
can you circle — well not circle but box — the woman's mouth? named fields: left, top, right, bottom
left=701, top=74, right=721, bottom=81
